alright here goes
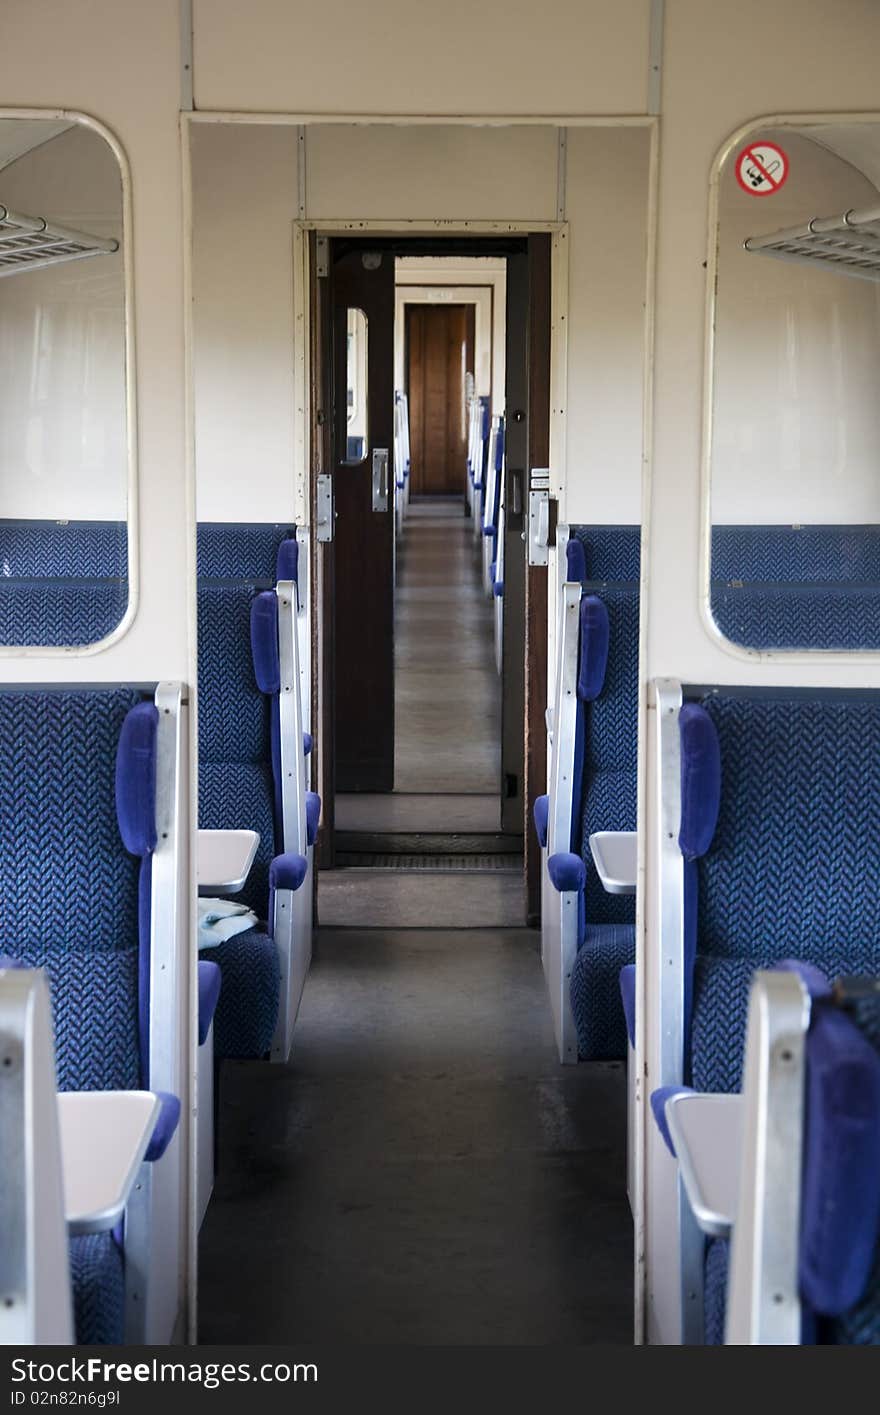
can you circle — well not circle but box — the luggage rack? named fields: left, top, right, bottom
left=0, top=202, right=118, bottom=276
left=744, top=201, right=880, bottom=282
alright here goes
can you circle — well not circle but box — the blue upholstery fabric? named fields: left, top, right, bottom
left=275, top=538, right=299, bottom=584
left=204, top=927, right=280, bottom=1059
left=533, top=793, right=549, bottom=849
left=711, top=582, right=880, bottom=651
left=711, top=525, right=880, bottom=584
left=0, top=688, right=145, bottom=1092
left=577, top=595, right=610, bottom=703
left=577, top=588, right=639, bottom=928
left=570, top=924, right=635, bottom=1060
left=305, top=791, right=321, bottom=847
left=196, top=523, right=295, bottom=581
left=565, top=537, right=587, bottom=583
left=619, top=963, right=636, bottom=1047
left=687, top=692, right=880, bottom=1091
left=198, top=583, right=276, bottom=914
left=0, top=520, right=127, bottom=577
left=559, top=528, right=640, bottom=1060
left=568, top=525, right=640, bottom=583
left=649, top=1086, right=695, bottom=1157
left=704, top=1238, right=729, bottom=1346
left=801, top=998, right=880, bottom=1319
left=678, top=704, right=721, bottom=861
left=143, top=1091, right=181, bottom=1162
left=69, top=1233, right=125, bottom=1346
left=251, top=591, right=280, bottom=695
left=198, top=959, right=222, bottom=1046
left=267, top=851, right=308, bottom=941
left=115, top=703, right=158, bottom=856
left=0, top=579, right=127, bottom=646
left=547, top=852, right=586, bottom=893
left=710, top=526, right=880, bottom=650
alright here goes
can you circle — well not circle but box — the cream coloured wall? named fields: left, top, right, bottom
left=564, top=125, right=651, bottom=523
left=192, top=0, right=652, bottom=117
left=192, top=122, right=299, bottom=521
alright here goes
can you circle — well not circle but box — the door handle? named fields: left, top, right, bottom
left=372, top=448, right=389, bottom=512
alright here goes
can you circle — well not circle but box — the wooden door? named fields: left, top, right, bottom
left=331, top=244, right=396, bottom=793
left=406, top=303, right=475, bottom=496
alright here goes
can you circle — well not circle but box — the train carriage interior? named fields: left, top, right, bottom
left=2, top=0, right=880, bottom=1369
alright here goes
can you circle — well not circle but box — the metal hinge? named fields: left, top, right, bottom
left=315, top=236, right=329, bottom=278
left=527, top=468, right=551, bottom=566
left=316, top=473, right=334, bottom=542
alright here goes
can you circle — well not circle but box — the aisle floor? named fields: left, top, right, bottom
left=198, top=929, right=632, bottom=1344
left=198, top=495, right=632, bottom=1345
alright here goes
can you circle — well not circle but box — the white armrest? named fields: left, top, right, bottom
left=665, top=1092, right=743, bottom=1237
left=197, top=828, right=259, bottom=895
left=589, top=831, right=638, bottom=894
left=59, top=1091, right=161, bottom=1234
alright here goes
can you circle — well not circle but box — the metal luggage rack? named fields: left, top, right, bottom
left=0, top=202, right=118, bottom=276
left=745, top=201, right=880, bottom=282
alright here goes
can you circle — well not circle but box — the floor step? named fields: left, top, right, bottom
left=333, top=852, right=523, bottom=872
left=335, top=830, right=523, bottom=856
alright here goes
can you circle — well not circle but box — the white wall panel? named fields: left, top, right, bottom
left=192, top=0, right=651, bottom=117
left=192, top=123, right=298, bottom=521
left=563, top=125, right=651, bottom=524
left=305, top=124, right=559, bottom=222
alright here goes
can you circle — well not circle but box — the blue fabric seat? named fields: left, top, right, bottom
left=556, top=527, right=640, bottom=1060
left=704, top=970, right=880, bottom=1345
left=69, top=1233, right=126, bottom=1347
left=671, top=694, right=880, bottom=1344
left=197, top=579, right=290, bottom=1058
left=0, top=520, right=129, bottom=646
left=0, top=578, right=128, bottom=647
left=196, top=523, right=296, bottom=582
left=710, top=525, right=880, bottom=650
left=0, top=686, right=167, bottom=1343
left=679, top=692, right=880, bottom=1093
left=0, top=519, right=127, bottom=577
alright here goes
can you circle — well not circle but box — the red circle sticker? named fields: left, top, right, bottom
left=736, top=141, right=789, bottom=196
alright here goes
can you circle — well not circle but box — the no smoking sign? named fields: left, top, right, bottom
left=736, top=141, right=789, bottom=196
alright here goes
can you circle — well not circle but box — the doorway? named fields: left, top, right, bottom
left=406, top=303, right=474, bottom=497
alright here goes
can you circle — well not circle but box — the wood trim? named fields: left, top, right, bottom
left=525, top=233, right=552, bottom=926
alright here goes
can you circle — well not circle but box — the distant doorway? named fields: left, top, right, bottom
left=406, top=303, right=475, bottom=497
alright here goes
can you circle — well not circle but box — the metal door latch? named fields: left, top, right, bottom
left=372, top=448, right=389, bottom=513
left=316, top=473, right=334, bottom=542
left=528, top=468, right=551, bottom=566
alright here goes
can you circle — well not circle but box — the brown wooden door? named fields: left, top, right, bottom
left=331, top=244, right=396, bottom=792
left=406, top=303, right=475, bottom=496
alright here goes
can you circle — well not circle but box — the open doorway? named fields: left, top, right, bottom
left=314, top=236, right=550, bottom=927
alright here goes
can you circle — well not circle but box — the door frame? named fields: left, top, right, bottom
left=294, top=218, right=568, bottom=872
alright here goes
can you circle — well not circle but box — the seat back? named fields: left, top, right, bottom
left=196, top=522, right=296, bottom=582
left=0, top=687, right=151, bottom=1091
left=567, top=525, right=641, bottom=928
left=0, top=519, right=128, bottom=646
left=197, top=580, right=277, bottom=914
left=711, top=525, right=880, bottom=649
left=727, top=967, right=880, bottom=1344
left=679, top=691, right=880, bottom=1090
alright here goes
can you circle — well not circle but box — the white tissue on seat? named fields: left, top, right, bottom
left=198, top=897, right=259, bottom=950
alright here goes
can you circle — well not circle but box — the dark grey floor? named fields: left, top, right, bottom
left=198, top=495, right=632, bottom=1345
left=198, top=930, right=632, bottom=1344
